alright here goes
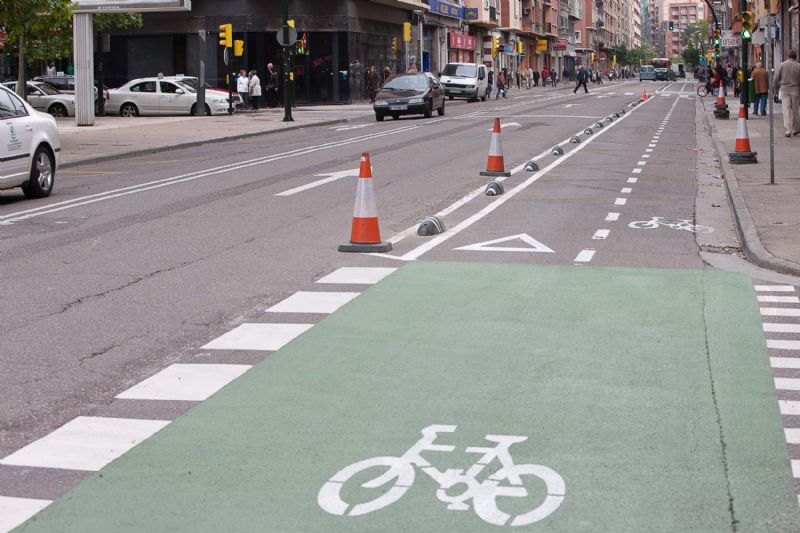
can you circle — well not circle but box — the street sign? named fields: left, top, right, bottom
left=504, top=44, right=513, bottom=54
left=73, top=0, right=190, bottom=12
left=721, top=30, right=740, bottom=49
left=276, top=26, right=298, bottom=47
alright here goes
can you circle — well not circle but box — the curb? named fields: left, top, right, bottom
left=703, top=101, right=800, bottom=277
left=59, top=118, right=347, bottom=170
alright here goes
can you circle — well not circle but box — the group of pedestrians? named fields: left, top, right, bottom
left=235, top=64, right=280, bottom=110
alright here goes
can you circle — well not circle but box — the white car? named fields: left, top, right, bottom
left=2, top=81, right=76, bottom=118
left=106, top=77, right=234, bottom=117
left=163, top=76, right=244, bottom=106
left=0, top=85, right=60, bottom=198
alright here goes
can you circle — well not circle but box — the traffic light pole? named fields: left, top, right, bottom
left=282, top=0, right=294, bottom=122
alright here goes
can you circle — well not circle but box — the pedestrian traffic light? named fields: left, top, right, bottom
left=669, top=20, right=674, bottom=31
left=391, top=36, right=398, bottom=55
left=296, top=33, right=307, bottom=55
left=403, top=22, right=412, bottom=42
left=741, top=11, right=753, bottom=39
left=233, top=39, right=244, bottom=57
left=218, top=23, right=232, bottom=48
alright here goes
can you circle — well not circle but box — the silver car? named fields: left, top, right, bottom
left=2, top=81, right=76, bottom=118
left=0, top=85, right=60, bottom=198
left=107, top=77, right=234, bottom=117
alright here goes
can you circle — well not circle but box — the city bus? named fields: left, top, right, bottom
left=651, top=58, right=671, bottom=80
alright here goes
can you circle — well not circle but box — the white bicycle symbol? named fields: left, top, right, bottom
left=317, top=424, right=565, bottom=527
left=628, top=217, right=714, bottom=233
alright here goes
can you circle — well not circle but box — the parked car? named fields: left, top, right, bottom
left=163, top=76, right=244, bottom=106
left=0, top=85, right=59, bottom=198
left=106, top=77, right=234, bottom=117
left=33, top=75, right=110, bottom=110
left=2, top=81, right=75, bottom=118
left=639, top=66, right=656, bottom=82
left=440, top=63, right=488, bottom=102
left=373, top=72, right=445, bottom=122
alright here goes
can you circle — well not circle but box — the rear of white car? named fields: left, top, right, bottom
left=0, top=86, right=60, bottom=198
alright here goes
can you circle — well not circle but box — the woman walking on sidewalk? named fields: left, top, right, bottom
left=248, top=70, right=261, bottom=110
left=236, top=70, right=250, bottom=109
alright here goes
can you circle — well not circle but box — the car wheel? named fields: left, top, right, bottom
left=375, top=112, right=384, bottom=122
left=392, top=114, right=400, bottom=120
left=437, top=100, right=445, bottom=116
left=424, top=103, right=433, bottom=118
left=48, top=103, right=68, bottom=118
left=120, top=103, right=139, bottom=117
left=21, top=146, right=55, bottom=199
left=448, top=95, right=454, bottom=100
left=481, top=95, right=487, bottom=102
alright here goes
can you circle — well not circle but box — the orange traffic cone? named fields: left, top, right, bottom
left=480, top=118, right=511, bottom=177
left=641, top=88, right=648, bottom=102
left=338, top=153, right=393, bottom=253
left=728, top=106, right=757, bottom=164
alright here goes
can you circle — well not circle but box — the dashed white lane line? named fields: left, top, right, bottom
left=637, top=161, right=646, bottom=166
left=776, top=378, right=800, bottom=391
left=592, top=229, right=610, bottom=240
left=761, top=308, right=800, bottom=317
left=202, top=323, right=314, bottom=351
left=756, top=285, right=796, bottom=292
left=764, top=323, right=800, bottom=333
left=786, top=428, right=800, bottom=444
left=0, top=496, right=52, bottom=533
left=574, top=249, right=596, bottom=263
left=627, top=177, right=638, bottom=183
left=632, top=168, right=643, bottom=174
left=621, top=188, right=632, bottom=194
left=266, top=291, right=360, bottom=314
left=793, top=460, right=800, bottom=478
left=768, top=340, right=800, bottom=350
left=115, top=364, right=252, bottom=402
left=779, top=400, right=800, bottom=415
left=648, top=144, right=657, bottom=147
left=0, top=417, right=169, bottom=471
left=614, top=198, right=627, bottom=206
left=642, top=154, right=651, bottom=158
left=645, top=148, right=654, bottom=152
left=317, top=267, right=397, bottom=284
left=772, top=357, right=800, bottom=368
left=605, top=212, right=620, bottom=221
left=758, top=295, right=800, bottom=303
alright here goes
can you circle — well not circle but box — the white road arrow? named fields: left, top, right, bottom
left=454, top=233, right=555, bottom=253
left=563, top=104, right=578, bottom=108
left=276, top=169, right=361, bottom=197
left=487, top=122, right=522, bottom=130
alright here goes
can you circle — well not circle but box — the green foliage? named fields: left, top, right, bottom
left=682, top=46, right=701, bottom=67
left=681, top=20, right=709, bottom=55
left=613, top=39, right=658, bottom=66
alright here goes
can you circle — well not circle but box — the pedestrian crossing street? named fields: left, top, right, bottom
left=2, top=270, right=798, bottom=530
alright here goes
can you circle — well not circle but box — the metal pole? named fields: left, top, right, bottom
left=197, top=30, right=206, bottom=116
left=767, top=15, right=775, bottom=183
left=73, top=13, right=95, bottom=126
left=282, top=0, right=293, bottom=122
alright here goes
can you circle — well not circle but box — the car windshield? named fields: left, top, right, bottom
left=175, top=81, right=197, bottom=93
left=383, top=76, right=428, bottom=91
left=36, top=83, right=61, bottom=95
left=442, top=65, right=476, bottom=78
left=641, top=66, right=654, bottom=72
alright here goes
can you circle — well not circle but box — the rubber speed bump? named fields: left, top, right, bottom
left=417, top=216, right=446, bottom=236
left=484, top=181, right=505, bottom=196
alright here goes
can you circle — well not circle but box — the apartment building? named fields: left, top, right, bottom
left=663, top=0, right=708, bottom=59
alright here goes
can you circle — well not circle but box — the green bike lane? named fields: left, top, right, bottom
left=18, top=262, right=799, bottom=532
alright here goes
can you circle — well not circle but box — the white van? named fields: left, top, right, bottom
left=440, top=63, right=488, bottom=102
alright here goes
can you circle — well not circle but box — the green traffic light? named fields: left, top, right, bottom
left=741, top=30, right=751, bottom=39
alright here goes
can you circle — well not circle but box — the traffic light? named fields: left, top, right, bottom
left=712, top=28, right=721, bottom=46
left=669, top=20, right=674, bottom=31
left=218, top=23, right=232, bottom=48
left=492, top=36, right=499, bottom=58
left=403, top=22, right=412, bottom=42
left=714, top=46, right=721, bottom=59
left=590, top=51, right=595, bottom=64
left=517, top=40, right=523, bottom=54
left=296, top=33, right=307, bottom=55
left=741, top=11, right=753, bottom=39
left=233, top=39, right=244, bottom=57
left=391, top=36, right=398, bottom=55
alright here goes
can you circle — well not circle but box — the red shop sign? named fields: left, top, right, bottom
left=449, top=31, right=476, bottom=50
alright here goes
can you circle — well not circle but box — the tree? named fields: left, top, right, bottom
left=682, top=46, right=701, bottom=67
left=681, top=20, right=710, bottom=56
left=0, top=0, right=141, bottom=99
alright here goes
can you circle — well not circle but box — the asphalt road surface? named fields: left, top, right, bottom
left=3, top=80, right=800, bottom=531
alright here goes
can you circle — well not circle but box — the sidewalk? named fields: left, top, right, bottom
left=705, top=98, right=800, bottom=276
left=55, top=104, right=374, bottom=168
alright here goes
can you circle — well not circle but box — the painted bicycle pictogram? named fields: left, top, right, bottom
left=628, top=217, right=714, bottom=233
left=317, top=424, right=565, bottom=527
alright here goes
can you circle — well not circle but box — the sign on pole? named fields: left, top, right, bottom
left=276, top=26, right=298, bottom=47
left=721, top=30, right=740, bottom=49
left=73, top=0, right=191, bottom=13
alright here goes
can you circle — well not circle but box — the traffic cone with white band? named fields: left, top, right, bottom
left=728, top=106, right=758, bottom=164
left=641, top=88, right=648, bottom=102
left=480, top=118, right=511, bottom=177
left=338, top=153, right=392, bottom=253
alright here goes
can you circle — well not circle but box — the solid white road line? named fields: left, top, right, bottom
left=605, top=212, right=620, bottom=221
left=758, top=295, right=800, bottom=303
left=768, top=340, right=800, bottom=350
left=316, top=267, right=397, bottom=284
left=761, top=308, right=800, bottom=317
left=574, top=249, right=596, bottom=263
left=764, top=323, right=800, bottom=333
left=266, top=291, right=360, bottom=314
left=771, top=357, right=800, bottom=368
left=0, top=416, right=169, bottom=471
left=116, top=364, right=252, bottom=402
left=202, top=323, right=313, bottom=351
left=0, top=496, right=52, bottom=533
left=275, top=169, right=360, bottom=196
left=592, top=229, right=610, bottom=240
left=756, top=285, right=796, bottom=292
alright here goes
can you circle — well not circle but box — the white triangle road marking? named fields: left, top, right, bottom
left=487, top=122, right=522, bottom=130
left=454, top=233, right=555, bottom=253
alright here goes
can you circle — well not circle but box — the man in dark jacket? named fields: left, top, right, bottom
left=573, top=66, right=589, bottom=94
